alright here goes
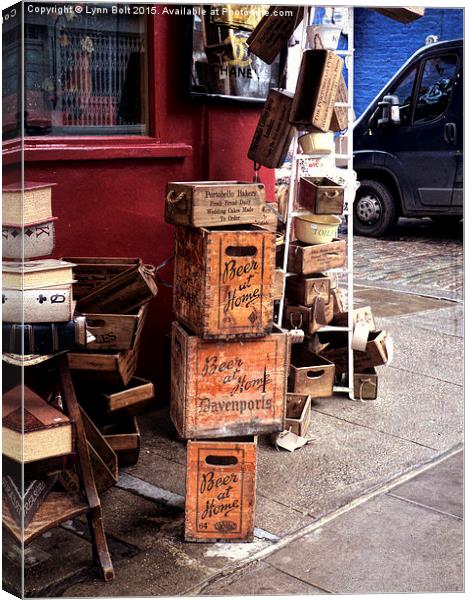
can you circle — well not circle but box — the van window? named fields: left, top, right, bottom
left=389, top=67, right=417, bottom=125
left=414, top=54, right=458, bottom=124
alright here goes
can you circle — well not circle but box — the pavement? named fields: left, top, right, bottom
left=3, top=218, right=464, bottom=597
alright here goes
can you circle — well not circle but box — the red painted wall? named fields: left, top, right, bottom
left=4, top=13, right=275, bottom=388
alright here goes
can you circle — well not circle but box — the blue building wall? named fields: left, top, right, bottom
left=354, top=8, right=463, bottom=116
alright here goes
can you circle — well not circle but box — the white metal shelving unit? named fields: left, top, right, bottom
left=276, top=6, right=356, bottom=400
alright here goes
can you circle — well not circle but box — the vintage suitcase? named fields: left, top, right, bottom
left=185, top=437, right=257, bottom=542
left=61, top=257, right=142, bottom=300
left=284, top=297, right=330, bottom=336
left=83, top=303, right=148, bottom=351
left=288, top=346, right=335, bottom=397
left=3, top=219, right=57, bottom=260
left=165, top=181, right=266, bottom=228
left=298, top=177, right=344, bottom=215
left=330, top=74, right=350, bottom=132
left=285, top=393, right=312, bottom=438
left=248, top=89, right=295, bottom=169
left=354, top=368, right=378, bottom=401
left=171, top=321, right=289, bottom=439
left=286, top=273, right=331, bottom=306
left=290, top=50, right=343, bottom=132
left=288, top=239, right=346, bottom=275
left=372, top=7, right=425, bottom=23
left=247, top=6, right=303, bottom=64
left=68, top=342, right=140, bottom=387
left=2, top=318, right=87, bottom=355
left=102, top=417, right=141, bottom=467
left=77, top=263, right=157, bottom=314
left=2, top=285, right=74, bottom=323
left=173, top=224, right=275, bottom=339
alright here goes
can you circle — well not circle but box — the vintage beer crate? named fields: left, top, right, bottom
left=372, top=7, right=425, bottom=23
left=285, top=393, right=311, bottom=438
left=330, top=74, right=349, bottom=132
left=286, top=273, right=331, bottom=306
left=290, top=50, right=343, bottom=132
left=247, top=6, right=303, bottom=64
left=68, top=342, right=140, bottom=387
left=284, top=297, right=331, bottom=336
left=102, top=417, right=141, bottom=467
left=173, top=225, right=275, bottom=339
left=171, top=321, right=289, bottom=439
left=288, top=239, right=346, bottom=275
left=298, top=177, right=344, bottom=215
left=165, top=181, right=266, bottom=228
left=289, top=346, right=335, bottom=398
left=354, top=369, right=378, bottom=401
left=77, top=263, right=157, bottom=314
left=248, top=89, right=295, bottom=169
left=185, top=437, right=257, bottom=542
left=84, top=303, right=148, bottom=351
left=61, top=257, right=142, bottom=300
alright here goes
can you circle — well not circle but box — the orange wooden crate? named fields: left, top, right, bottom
left=185, top=437, right=257, bottom=542
left=173, top=224, right=275, bottom=339
left=171, top=321, right=289, bottom=439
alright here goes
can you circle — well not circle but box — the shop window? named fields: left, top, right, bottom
left=414, top=54, right=458, bottom=124
left=389, top=67, right=417, bottom=126
left=18, top=4, right=148, bottom=136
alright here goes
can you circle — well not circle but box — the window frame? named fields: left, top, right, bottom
left=3, top=14, right=192, bottom=163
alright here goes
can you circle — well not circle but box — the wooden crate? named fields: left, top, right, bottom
left=171, top=322, right=289, bottom=439
left=330, top=74, right=349, bottom=132
left=288, top=346, right=335, bottom=398
left=173, top=225, right=275, bottom=339
left=185, top=437, right=257, bottom=542
left=354, top=369, right=378, bottom=401
left=288, top=239, right=346, bottom=275
left=247, top=6, right=303, bottom=64
left=332, top=306, right=376, bottom=331
left=248, top=89, right=295, bottom=169
left=372, top=7, right=425, bottom=23
left=273, top=268, right=285, bottom=301
left=61, top=257, right=141, bottom=300
left=165, top=181, right=266, bottom=228
left=99, top=377, right=154, bottom=417
left=102, top=417, right=141, bottom=467
left=289, top=50, right=343, bottom=132
left=298, top=177, right=344, bottom=215
left=284, top=298, right=329, bottom=335
left=286, top=273, right=331, bottom=306
left=68, top=342, right=140, bottom=387
left=84, top=303, right=148, bottom=351
left=285, top=393, right=311, bottom=438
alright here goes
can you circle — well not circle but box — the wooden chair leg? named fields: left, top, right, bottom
left=87, top=509, right=115, bottom=581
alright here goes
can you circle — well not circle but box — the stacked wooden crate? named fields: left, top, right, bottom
left=166, top=181, right=290, bottom=542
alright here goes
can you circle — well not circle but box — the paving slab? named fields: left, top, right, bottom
left=353, top=286, right=451, bottom=318
left=134, top=407, right=187, bottom=466
left=389, top=451, right=463, bottom=518
left=374, top=317, right=463, bottom=386
left=254, top=493, right=315, bottom=537
left=125, top=450, right=186, bottom=496
left=313, top=366, right=463, bottom=451
left=389, top=303, right=463, bottom=338
left=256, top=412, right=435, bottom=519
left=198, top=560, right=327, bottom=596
left=266, top=493, right=464, bottom=594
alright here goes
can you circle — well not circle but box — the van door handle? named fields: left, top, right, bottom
left=444, top=122, right=457, bottom=144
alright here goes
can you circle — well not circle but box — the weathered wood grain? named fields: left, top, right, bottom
left=102, top=417, right=140, bottom=467
left=288, top=346, right=335, bottom=397
left=298, top=177, right=344, bottom=215
left=288, top=239, right=346, bottom=275
left=84, top=303, right=148, bottom=351
left=286, top=273, right=331, bottom=306
left=246, top=6, right=302, bottom=64
left=285, top=393, right=312, bottom=438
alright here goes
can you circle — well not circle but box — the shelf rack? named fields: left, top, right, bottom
left=276, top=6, right=356, bottom=400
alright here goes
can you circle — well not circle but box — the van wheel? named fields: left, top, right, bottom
left=354, top=180, right=398, bottom=237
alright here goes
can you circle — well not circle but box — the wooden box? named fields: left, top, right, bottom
left=285, top=393, right=311, bottom=438
left=173, top=225, right=275, bottom=339
left=354, top=369, right=378, bottom=401
left=247, top=6, right=303, bottom=64
left=284, top=298, right=331, bottom=336
left=286, top=273, right=331, bottom=306
left=68, top=342, right=140, bottom=387
left=372, top=7, right=425, bottom=23
left=102, top=417, right=141, bottom=467
left=290, top=50, right=343, bottom=132
left=80, top=408, right=118, bottom=493
left=84, top=303, right=148, bottom=351
left=77, top=263, right=157, bottom=314
left=171, top=321, right=289, bottom=439
left=61, top=257, right=142, bottom=300
left=185, top=437, right=257, bottom=542
left=298, top=177, right=344, bottom=215
left=288, top=346, right=335, bottom=398
left=99, top=377, right=154, bottom=417
left=330, top=74, right=349, bottom=132
left=248, top=89, right=295, bottom=169
left=165, top=181, right=266, bottom=228
left=273, top=268, right=285, bottom=300
left=288, top=239, right=346, bottom=275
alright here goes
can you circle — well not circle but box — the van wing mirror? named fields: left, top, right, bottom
left=377, top=94, right=401, bottom=128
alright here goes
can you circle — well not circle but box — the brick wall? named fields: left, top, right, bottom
left=354, top=8, right=463, bottom=116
